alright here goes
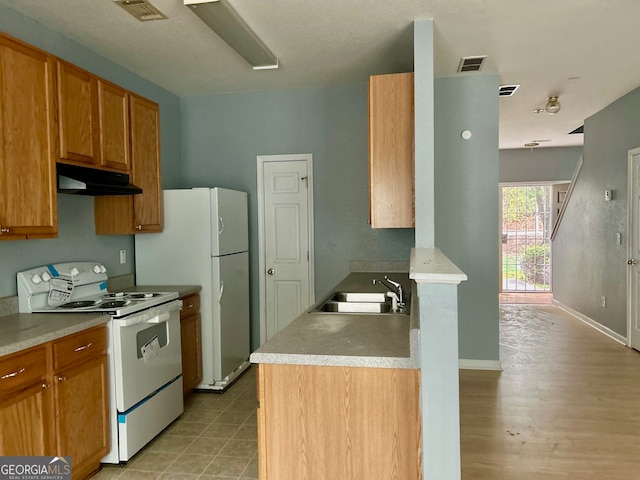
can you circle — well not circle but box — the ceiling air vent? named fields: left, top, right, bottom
left=114, top=0, right=167, bottom=22
left=499, top=84, right=520, bottom=97
left=457, top=56, right=487, bottom=73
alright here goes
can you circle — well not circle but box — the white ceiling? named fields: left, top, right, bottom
left=2, top=0, right=639, bottom=149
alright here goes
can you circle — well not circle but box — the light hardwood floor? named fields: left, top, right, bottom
left=499, top=292, right=553, bottom=304
left=460, top=304, right=640, bottom=479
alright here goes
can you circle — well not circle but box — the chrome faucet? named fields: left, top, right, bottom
left=372, top=276, right=405, bottom=311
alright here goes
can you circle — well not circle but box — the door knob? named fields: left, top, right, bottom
left=628, top=259, right=637, bottom=265
left=267, top=268, right=275, bottom=275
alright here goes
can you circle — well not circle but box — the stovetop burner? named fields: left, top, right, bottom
left=128, top=293, right=159, bottom=299
left=100, top=300, right=130, bottom=308
left=59, top=300, right=100, bottom=309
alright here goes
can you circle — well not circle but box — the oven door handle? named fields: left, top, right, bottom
left=118, top=311, right=171, bottom=327
left=146, top=312, right=170, bottom=324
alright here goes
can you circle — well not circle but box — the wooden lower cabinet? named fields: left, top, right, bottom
left=0, top=325, right=109, bottom=480
left=53, top=354, right=109, bottom=479
left=180, top=293, right=202, bottom=397
left=256, top=363, right=422, bottom=480
left=0, top=376, right=52, bottom=456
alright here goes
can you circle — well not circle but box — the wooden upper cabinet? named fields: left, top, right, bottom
left=98, top=80, right=130, bottom=172
left=57, top=60, right=100, bottom=166
left=131, top=94, right=162, bottom=232
left=94, top=94, right=163, bottom=234
left=58, top=61, right=130, bottom=173
left=368, top=72, right=415, bottom=228
left=0, top=34, right=58, bottom=240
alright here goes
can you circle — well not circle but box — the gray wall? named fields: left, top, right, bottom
left=500, top=147, right=582, bottom=183
left=0, top=3, right=182, bottom=298
left=434, top=75, right=500, bottom=362
left=180, top=86, right=415, bottom=349
left=553, top=87, right=640, bottom=336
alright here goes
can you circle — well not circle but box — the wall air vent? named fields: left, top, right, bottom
left=499, top=84, right=520, bottom=97
left=113, top=0, right=167, bottom=21
left=457, top=56, right=487, bottom=73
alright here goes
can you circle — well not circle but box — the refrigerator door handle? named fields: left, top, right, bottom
left=219, top=280, right=224, bottom=302
left=218, top=217, right=225, bottom=235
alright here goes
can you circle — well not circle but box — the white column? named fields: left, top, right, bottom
left=411, top=248, right=467, bottom=479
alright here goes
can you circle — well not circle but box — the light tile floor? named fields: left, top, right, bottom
left=91, top=367, right=258, bottom=480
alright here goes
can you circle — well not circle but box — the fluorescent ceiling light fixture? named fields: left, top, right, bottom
left=185, top=0, right=278, bottom=70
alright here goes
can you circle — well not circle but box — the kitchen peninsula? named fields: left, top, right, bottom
left=250, top=271, right=421, bottom=480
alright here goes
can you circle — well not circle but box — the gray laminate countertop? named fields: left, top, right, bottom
left=0, top=312, right=109, bottom=357
left=250, top=272, right=419, bottom=369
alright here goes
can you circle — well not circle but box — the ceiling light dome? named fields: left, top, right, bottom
left=545, top=96, right=561, bottom=114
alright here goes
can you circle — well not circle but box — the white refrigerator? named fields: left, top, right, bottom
left=135, top=188, right=250, bottom=391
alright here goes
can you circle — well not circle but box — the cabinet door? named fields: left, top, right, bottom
left=0, top=382, right=52, bottom=456
left=99, top=80, right=130, bottom=172
left=181, top=311, right=202, bottom=396
left=53, top=355, right=109, bottom=480
left=57, top=60, right=100, bottom=166
left=258, top=364, right=421, bottom=480
left=94, top=93, right=162, bottom=234
left=130, top=94, right=163, bottom=232
left=368, top=72, right=415, bottom=228
left=0, top=34, right=57, bottom=240
left=0, top=345, right=52, bottom=456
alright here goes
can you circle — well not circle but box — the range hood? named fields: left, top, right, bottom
left=57, top=163, right=143, bottom=196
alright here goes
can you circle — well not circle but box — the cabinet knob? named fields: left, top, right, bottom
left=135, top=224, right=143, bottom=231
left=42, top=382, right=50, bottom=390
left=0, top=227, right=9, bottom=233
left=57, top=375, right=67, bottom=382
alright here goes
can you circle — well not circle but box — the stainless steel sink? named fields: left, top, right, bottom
left=330, top=292, right=387, bottom=303
left=311, top=291, right=409, bottom=314
left=316, top=300, right=391, bottom=313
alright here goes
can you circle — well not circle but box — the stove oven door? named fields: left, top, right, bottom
left=112, top=300, right=183, bottom=412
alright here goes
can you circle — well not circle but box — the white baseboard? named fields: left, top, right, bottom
left=458, top=359, right=503, bottom=371
left=552, top=300, right=627, bottom=345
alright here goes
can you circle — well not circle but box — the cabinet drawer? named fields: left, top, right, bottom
left=0, top=346, right=47, bottom=396
left=180, top=294, right=200, bottom=319
left=53, top=326, right=107, bottom=372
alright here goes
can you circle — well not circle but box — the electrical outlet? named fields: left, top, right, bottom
left=119, top=250, right=127, bottom=264
left=602, top=296, right=606, bottom=308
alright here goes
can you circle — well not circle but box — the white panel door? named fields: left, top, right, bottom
left=264, top=160, right=311, bottom=340
left=628, top=150, right=640, bottom=350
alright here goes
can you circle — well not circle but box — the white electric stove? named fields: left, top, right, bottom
left=17, top=262, right=184, bottom=464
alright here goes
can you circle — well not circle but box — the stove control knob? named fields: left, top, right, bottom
left=99, top=265, right=107, bottom=273
left=31, top=274, right=42, bottom=285
left=41, top=272, right=52, bottom=282
left=93, top=265, right=101, bottom=274
left=69, top=267, right=79, bottom=277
